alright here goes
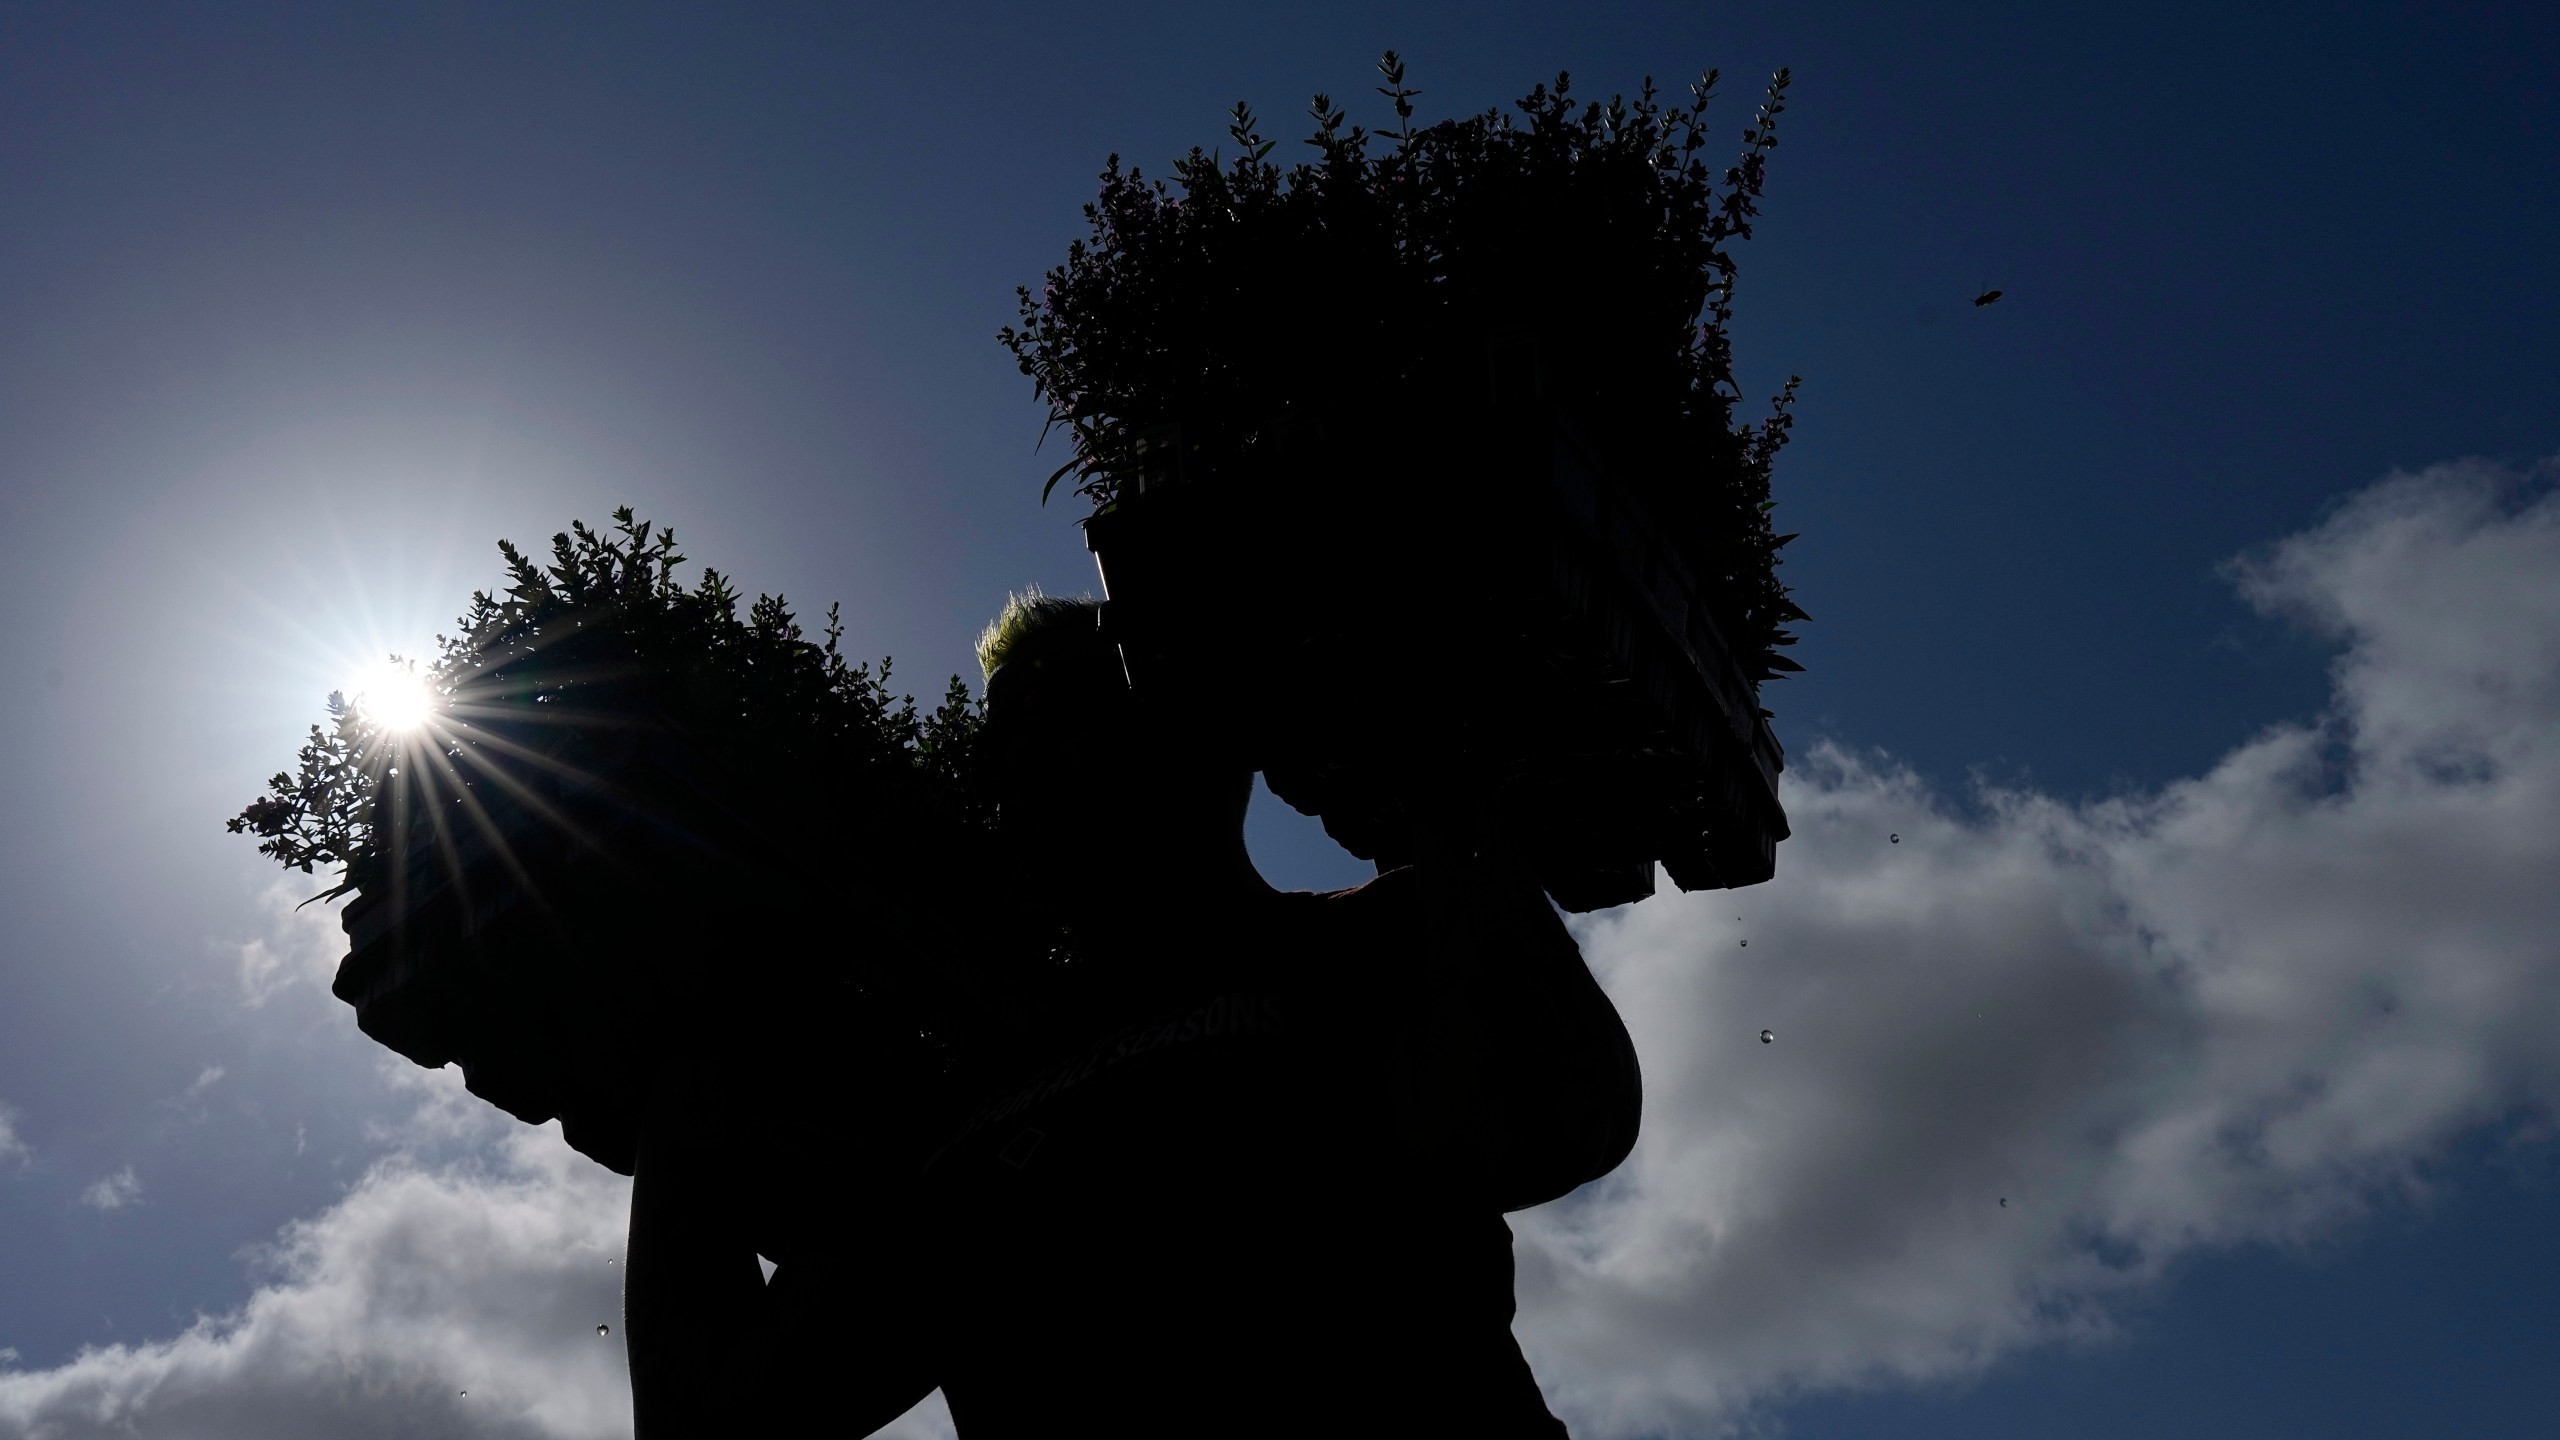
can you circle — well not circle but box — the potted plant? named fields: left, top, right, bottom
left=999, top=54, right=1806, bottom=908
left=230, top=511, right=1004, bottom=1253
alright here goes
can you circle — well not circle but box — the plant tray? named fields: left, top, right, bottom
left=331, top=723, right=718, bottom=1174
left=328, top=712, right=967, bottom=1215
left=1083, top=394, right=1788, bottom=912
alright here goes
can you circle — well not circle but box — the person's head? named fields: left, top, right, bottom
left=975, top=589, right=1254, bottom=886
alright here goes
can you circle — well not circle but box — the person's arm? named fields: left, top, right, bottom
left=624, top=1070, right=944, bottom=1436
left=623, top=1085, right=767, bottom=1438
left=1393, top=863, right=1643, bottom=1212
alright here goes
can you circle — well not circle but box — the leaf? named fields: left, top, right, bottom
left=1040, top=458, right=1083, bottom=506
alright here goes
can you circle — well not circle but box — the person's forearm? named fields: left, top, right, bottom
left=1449, top=869, right=1644, bottom=1209
left=1487, top=934, right=1641, bottom=1207
left=624, top=1096, right=768, bottom=1437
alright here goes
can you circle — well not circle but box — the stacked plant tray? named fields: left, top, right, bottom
left=1084, top=366, right=1789, bottom=912
left=331, top=719, right=725, bottom=1174
left=330, top=715, right=958, bottom=1222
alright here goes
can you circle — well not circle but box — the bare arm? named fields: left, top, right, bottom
left=1390, top=863, right=1643, bottom=1212
left=624, top=1078, right=943, bottom=1436
left=623, top=1089, right=767, bottom=1438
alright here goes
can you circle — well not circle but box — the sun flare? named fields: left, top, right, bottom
left=349, top=660, right=435, bottom=732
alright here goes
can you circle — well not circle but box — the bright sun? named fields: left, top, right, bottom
left=349, top=660, right=435, bottom=732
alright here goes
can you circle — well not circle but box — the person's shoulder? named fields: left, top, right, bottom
left=1314, top=861, right=1557, bottom=931
left=1268, top=868, right=1425, bottom=965
left=1308, top=862, right=1428, bottom=913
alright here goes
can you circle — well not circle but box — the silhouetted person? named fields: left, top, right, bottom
left=924, top=592, right=1641, bottom=1438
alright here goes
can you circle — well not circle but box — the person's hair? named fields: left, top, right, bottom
left=979, top=587, right=1255, bottom=817
left=976, top=587, right=1110, bottom=683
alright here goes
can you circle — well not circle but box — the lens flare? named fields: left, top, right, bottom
left=349, top=660, right=434, bottom=732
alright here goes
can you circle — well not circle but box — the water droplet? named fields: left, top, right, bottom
left=1759, top=1028, right=1774, bottom=1044
left=1738, top=938, right=1747, bottom=947
left=1999, top=1197, right=2008, bottom=1208
left=459, top=1390, right=469, bottom=1398
left=1890, top=833, right=1900, bottom=843
left=596, top=1323, right=611, bottom=1337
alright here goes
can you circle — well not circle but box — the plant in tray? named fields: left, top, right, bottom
left=1000, top=50, right=1809, bottom=689
left=229, top=509, right=1002, bottom=1177
left=231, top=508, right=986, bottom=909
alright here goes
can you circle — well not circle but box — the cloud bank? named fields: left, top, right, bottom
left=77, top=1169, right=142, bottom=1213
left=0, top=1069, right=959, bottom=1440
left=0, top=1102, right=27, bottom=1170
left=3, top=458, right=2552, bottom=1439
left=2, top=1076, right=635, bottom=1440
left=1515, top=457, right=2560, bottom=1436
left=229, top=879, right=350, bottom=1008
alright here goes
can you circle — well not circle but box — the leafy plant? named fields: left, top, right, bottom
left=999, top=51, right=1809, bottom=685
left=228, top=507, right=986, bottom=906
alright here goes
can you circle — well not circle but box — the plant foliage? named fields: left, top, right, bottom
left=228, top=508, right=985, bottom=906
left=999, top=52, right=1809, bottom=685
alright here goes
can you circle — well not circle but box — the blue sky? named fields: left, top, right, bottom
left=1, top=3, right=2554, bottom=1435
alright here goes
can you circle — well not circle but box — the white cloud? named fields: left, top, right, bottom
left=229, top=879, right=349, bottom=1008
left=79, top=1168, right=142, bottom=1212
left=1514, top=458, right=2560, bottom=1436
left=1, top=1064, right=960, bottom=1440
left=0, top=1101, right=29, bottom=1170
left=181, top=1067, right=226, bottom=1103
left=6, top=1079, right=627, bottom=1439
